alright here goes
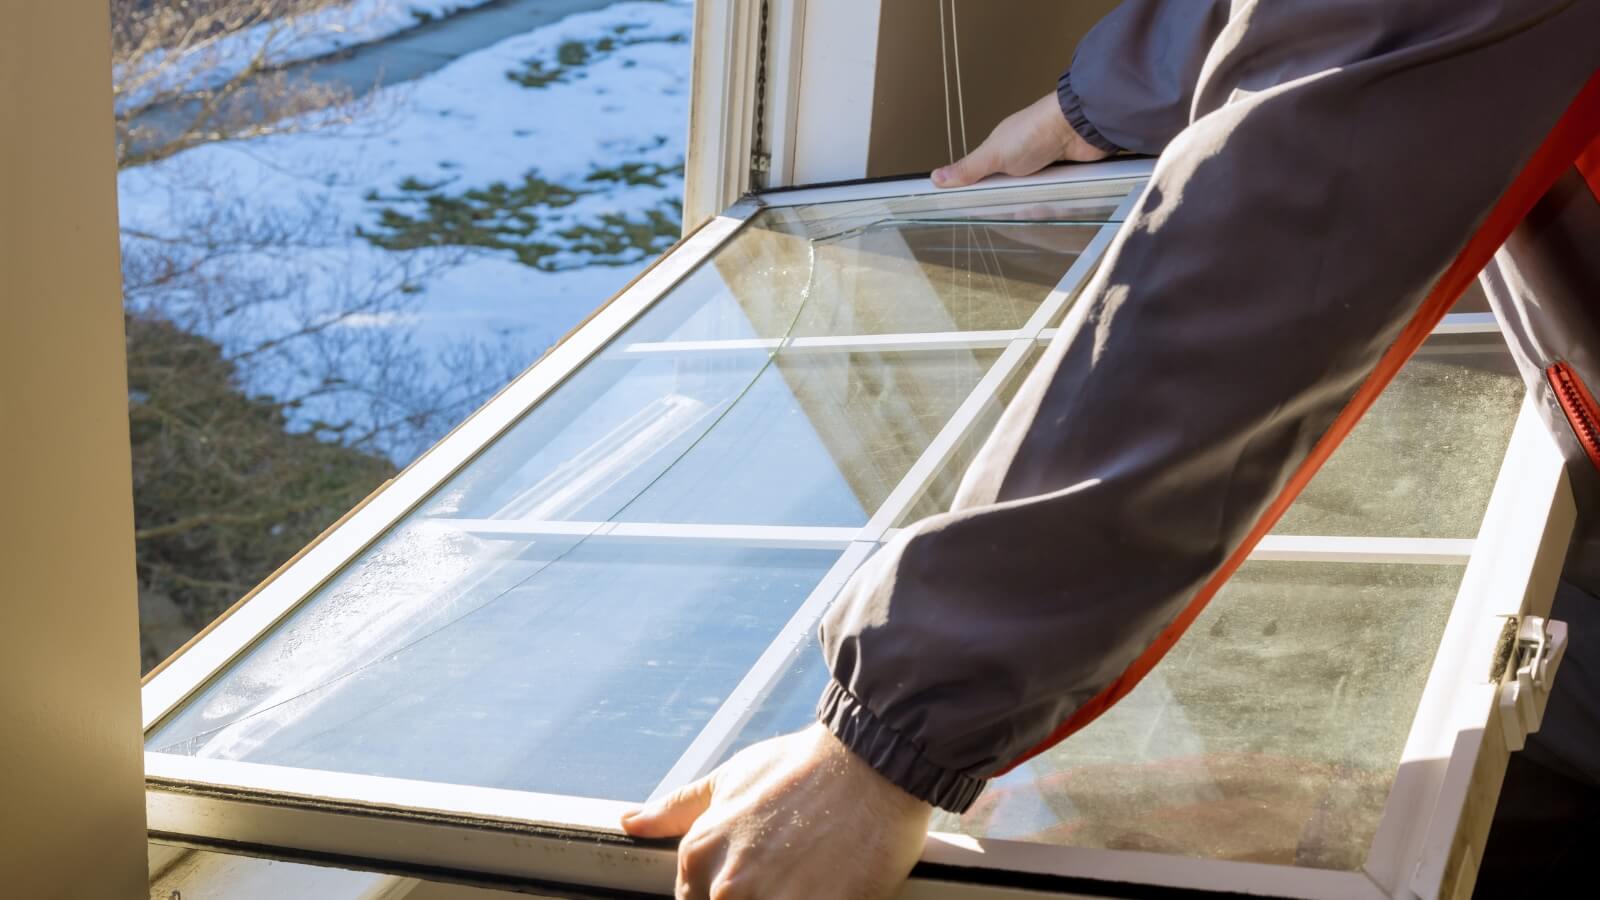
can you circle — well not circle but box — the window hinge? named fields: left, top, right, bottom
left=1495, top=614, right=1569, bottom=752
left=750, top=151, right=772, bottom=189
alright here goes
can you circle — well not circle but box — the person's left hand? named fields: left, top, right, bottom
left=622, top=724, right=933, bottom=899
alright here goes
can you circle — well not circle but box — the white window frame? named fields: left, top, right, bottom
left=142, top=159, right=1574, bottom=899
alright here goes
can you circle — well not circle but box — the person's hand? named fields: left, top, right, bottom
left=933, top=91, right=1111, bottom=188
left=621, top=724, right=933, bottom=900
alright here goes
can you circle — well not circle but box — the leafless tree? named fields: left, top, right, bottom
left=114, top=1, right=521, bottom=669
left=112, top=0, right=370, bottom=167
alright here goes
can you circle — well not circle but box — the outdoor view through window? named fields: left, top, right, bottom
left=116, top=0, right=694, bottom=671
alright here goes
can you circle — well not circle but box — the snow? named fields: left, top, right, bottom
left=121, top=0, right=498, bottom=108
left=223, top=0, right=503, bottom=65
left=119, top=0, right=695, bottom=463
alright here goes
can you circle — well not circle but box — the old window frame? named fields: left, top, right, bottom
left=142, top=158, right=1573, bottom=899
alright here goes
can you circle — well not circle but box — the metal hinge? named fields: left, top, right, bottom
left=1495, top=614, right=1569, bottom=751
left=749, top=0, right=772, bottom=189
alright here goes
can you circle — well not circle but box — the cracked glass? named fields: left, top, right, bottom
left=147, top=175, right=1525, bottom=878
left=622, top=195, right=1118, bottom=344
left=147, top=184, right=1122, bottom=799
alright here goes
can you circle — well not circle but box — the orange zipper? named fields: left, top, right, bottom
left=1549, top=361, right=1600, bottom=472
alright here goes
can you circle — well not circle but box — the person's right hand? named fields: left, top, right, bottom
left=932, top=91, right=1111, bottom=189
left=621, top=724, right=932, bottom=900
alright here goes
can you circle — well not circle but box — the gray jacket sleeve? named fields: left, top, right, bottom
left=817, top=0, right=1600, bottom=814
left=1057, top=0, right=1229, bottom=156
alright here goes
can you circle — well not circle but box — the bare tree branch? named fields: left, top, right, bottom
left=115, top=1, right=516, bottom=671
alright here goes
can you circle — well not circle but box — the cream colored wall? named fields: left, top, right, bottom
left=868, top=0, right=1120, bottom=178
left=0, top=2, right=149, bottom=898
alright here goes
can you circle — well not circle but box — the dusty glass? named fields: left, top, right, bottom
left=621, top=196, right=1117, bottom=344
left=428, top=346, right=1000, bottom=528
left=1276, top=332, right=1523, bottom=537
left=149, top=537, right=839, bottom=800
left=935, top=562, right=1463, bottom=870
left=895, top=346, right=1041, bottom=526
left=612, top=347, right=1000, bottom=525
left=717, top=633, right=831, bottom=761
left=714, top=559, right=1464, bottom=869
left=894, top=332, right=1523, bottom=537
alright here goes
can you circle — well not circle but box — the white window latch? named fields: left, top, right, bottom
left=1497, top=615, right=1569, bottom=752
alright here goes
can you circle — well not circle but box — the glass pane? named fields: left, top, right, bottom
left=621, top=192, right=1123, bottom=344
left=935, top=562, right=1463, bottom=869
left=622, top=347, right=999, bottom=525
left=1276, top=332, right=1523, bottom=537
left=427, top=348, right=770, bottom=521
left=718, top=634, right=832, bottom=761
left=148, top=536, right=839, bottom=801
left=431, top=346, right=1001, bottom=528
left=148, top=181, right=1123, bottom=802
left=895, top=332, right=1523, bottom=537
left=896, top=346, right=1041, bottom=526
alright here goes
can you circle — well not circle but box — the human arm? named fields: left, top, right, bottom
left=821, top=0, right=1600, bottom=815
left=626, top=0, right=1600, bottom=896
left=934, top=0, right=1229, bottom=188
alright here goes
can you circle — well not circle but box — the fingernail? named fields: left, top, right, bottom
left=932, top=167, right=949, bottom=185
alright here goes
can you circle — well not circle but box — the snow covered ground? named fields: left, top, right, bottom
left=121, top=0, right=499, bottom=108
left=118, top=0, right=694, bottom=462
left=217, top=0, right=503, bottom=64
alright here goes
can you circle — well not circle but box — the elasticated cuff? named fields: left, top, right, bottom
left=1057, top=69, right=1122, bottom=155
left=816, top=679, right=986, bottom=814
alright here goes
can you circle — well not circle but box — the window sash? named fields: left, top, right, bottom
left=142, top=158, right=1571, bottom=899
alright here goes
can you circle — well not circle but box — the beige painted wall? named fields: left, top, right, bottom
left=868, top=0, right=1120, bottom=178
left=0, top=3, right=149, bottom=898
